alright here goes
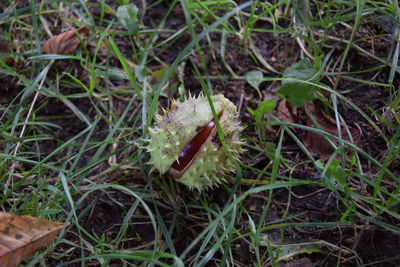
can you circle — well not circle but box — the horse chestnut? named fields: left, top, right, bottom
left=146, top=94, right=244, bottom=190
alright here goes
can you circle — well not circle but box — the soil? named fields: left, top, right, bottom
left=1, top=0, right=399, bottom=266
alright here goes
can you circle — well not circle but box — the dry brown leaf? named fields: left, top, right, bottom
left=0, top=212, right=64, bottom=267
left=42, top=26, right=89, bottom=55
left=302, top=102, right=362, bottom=160
left=277, top=100, right=361, bottom=160
left=277, top=99, right=297, bottom=125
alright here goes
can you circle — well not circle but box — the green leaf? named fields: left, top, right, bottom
left=247, top=99, right=277, bottom=126
left=117, top=4, right=139, bottom=33
left=117, top=0, right=130, bottom=4
left=278, top=58, right=320, bottom=107
left=244, top=70, right=263, bottom=97
left=316, top=160, right=345, bottom=189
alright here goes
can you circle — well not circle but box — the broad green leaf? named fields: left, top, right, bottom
left=117, top=4, right=139, bottom=33
left=278, top=58, right=320, bottom=107
left=247, top=99, right=277, bottom=126
left=245, top=70, right=263, bottom=97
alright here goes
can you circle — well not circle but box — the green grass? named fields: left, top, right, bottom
left=1, top=0, right=399, bottom=266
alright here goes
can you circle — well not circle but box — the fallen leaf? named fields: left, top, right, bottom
left=276, top=100, right=361, bottom=160
left=302, top=102, right=361, bottom=160
left=0, top=212, right=64, bottom=267
left=42, top=26, right=89, bottom=55
left=277, top=99, right=297, bottom=125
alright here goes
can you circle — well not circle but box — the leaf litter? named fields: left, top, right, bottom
left=42, top=26, right=89, bottom=55
left=277, top=100, right=362, bottom=160
left=0, top=212, right=64, bottom=267
left=0, top=39, right=13, bottom=65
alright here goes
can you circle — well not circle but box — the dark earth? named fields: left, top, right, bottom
left=1, top=0, right=399, bottom=266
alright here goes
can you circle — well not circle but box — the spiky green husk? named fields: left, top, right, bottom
left=146, top=94, right=244, bottom=190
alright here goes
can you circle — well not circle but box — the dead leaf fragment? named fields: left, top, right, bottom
left=42, top=26, right=89, bottom=55
left=276, top=100, right=361, bottom=160
left=302, top=102, right=362, bottom=160
left=277, top=99, right=297, bottom=125
left=0, top=212, right=64, bottom=267
left=0, top=39, right=13, bottom=65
